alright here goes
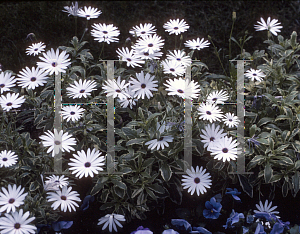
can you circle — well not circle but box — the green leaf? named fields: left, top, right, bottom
left=289, top=128, right=300, bottom=141
left=122, top=127, right=136, bottom=139
left=160, top=163, right=172, bottom=181
left=264, top=162, right=273, bottom=183
left=145, top=188, right=157, bottom=201
left=237, top=174, right=253, bottom=198
left=282, top=180, right=289, bottom=197
left=131, top=187, right=143, bottom=198
left=111, top=180, right=127, bottom=190
left=142, top=158, right=155, bottom=169
left=257, top=117, right=274, bottom=128
left=292, top=171, right=300, bottom=196
left=90, top=177, right=108, bottom=196
left=126, top=138, right=146, bottom=146
left=146, top=113, right=161, bottom=125
left=148, top=183, right=165, bottom=194
left=269, top=174, right=283, bottom=183
left=290, top=224, right=300, bottom=234
left=292, top=141, right=300, bottom=152
left=29, top=181, right=39, bottom=192
left=113, top=185, right=125, bottom=198
left=247, top=155, right=266, bottom=169
left=100, top=202, right=115, bottom=210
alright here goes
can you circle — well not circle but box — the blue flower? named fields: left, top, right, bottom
left=80, top=195, right=95, bottom=211
left=51, top=221, right=73, bottom=232
left=162, top=229, right=179, bottom=234
left=243, top=226, right=249, bottom=234
left=192, top=226, right=212, bottom=234
left=254, top=223, right=266, bottom=234
left=171, top=219, right=192, bottom=232
left=223, top=209, right=244, bottom=229
left=226, top=188, right=241, bottom=201
left=131, top=226, right=153, bottom=234
left=254, top=212, right=277, bottom=222
left=203, top=197, right=222, bottom=219
left=246, top=214, right=254, bottom=224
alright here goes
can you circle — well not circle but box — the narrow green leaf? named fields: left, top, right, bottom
left=264, top=162, right=273, bottom=183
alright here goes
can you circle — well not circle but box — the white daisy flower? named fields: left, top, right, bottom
left=91, top=23, right=120, bottom=44
left=145, top=122, right=173, bottom=151
left=0, top=184, right=28, bottom=213
left=181, top=166, right=212, bottom=196
left=209, top=136, right=239, bottom=162
left=17, top=66, right=48, bottom=90
left=133, top=47, right=163, bottom=60
left=46, top=186, right=81, bottom=212
left=130, top=71, right=158, bottom=99
left=97, top=214, right=125, bottom=233
left=163, top=18, right=189, bottom=35
left=129, top=23, right=156, bottom=38
left=134, top=34, right=165, bottom=54
left=78, top=6, right=102, bottom=20
left=161, top=59, right=185, bottom=77
left=0, top=93, right=25, bottom=111
left=197, top=102, right=223, bottom=123
left=66, top=79, right=97, bottom=99
left=0, top=150, right=18, bottom=168
left=222, top=113, right=240, bottom=128
left=102, top=76, right=130, bottom=99
left=61, top=105, right=84, bottom=122
left=116, top=47, right=145, bottom=68
left=245, top=68, right=265, bottom=82
left=254, top=200, right=280, bottom=217
left=200, top=124, right=226, bottom=151
left=39, top=129, right=77, bottom=157
left=62, top=2, right=80, bottom=17
left=68, top=148, right=105, bottom=179
left=166, top=50, right=192, bottom=68
left=117, top=86, right=138, bottom=109
left=206, top=90, right=229, bottom=104
left=184, top=38, right=210, bottom=50
left=254, top=17, right=282, bottom=36
left=164, top=77, right=200, bottom=99
left=25, top=42, right=46, bottom=56
left=0, top=72, right=16, bottom=94
left=45, top=175, right=69, bottom=189
left=37, top=48, right=71, bottom=75
left=0, top=209, right=36, bottom=234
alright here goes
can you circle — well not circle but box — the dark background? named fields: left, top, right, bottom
left=1, top=1, right=300, bottom=233
left=1, top=1, right=300, bottom=75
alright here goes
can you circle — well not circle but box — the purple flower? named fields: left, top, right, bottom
left=203, top=197, right=222, bottom=219
left=223, top=209, right=244, bottom=229
left=171, top=219, right=192, bottom=232
left=192, top=226, right=212, bottom=234
left=254, top=223, right=266, bottom=234
left=226, top=188, right=241, bottom=201
left=131, top=226, right=153, bottom=234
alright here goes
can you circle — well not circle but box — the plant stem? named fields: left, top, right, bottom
left=208, top=36, right=228, bottom=77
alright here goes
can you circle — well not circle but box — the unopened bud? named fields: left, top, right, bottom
left=232, top=12, right=236, bottom=21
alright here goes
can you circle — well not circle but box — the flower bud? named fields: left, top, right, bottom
left=232, top=12, right=236, bottom=21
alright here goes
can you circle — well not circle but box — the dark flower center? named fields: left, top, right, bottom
left=194, top=177, right=200, bottom=184
left=212, top=98, right=217, bottom=101
left=222, top=148, right=228, bottom=153
left=170, top=68, right=175, bottom=72
left=211, top=209, right=214, bottom=213
left=103, top=31, right=108, bottom=34
left=79, top=89, right=85, bottom=93
left=127, top=58, right=132, bottom=62
left=158, top=137, right=164, bottom=141
left=210, top=137, right=215, bottom=142
left=206, top=111, right=211, bottom=115
left=84, top=162, right=91, bottom=167
left=253, top=73, right=257, bottom=76
left=2, top=157, right=7, bottom=161
left=34, top=48, right=38, bottom=51
left=115, top=89, right=121, bottom=93
left=54, top=140, right=61, bottom=145
left=6, top=102, right=12, bottom=106
left=174, top=27, right=179, bottom=30
left=0, top=84, right=5, bottom=88
left=9, top=198, right=15, bottom=204
left=52, top=62, right=57, bottom=67
left=196, top=45, right=200, bottom=47
left=229, top=119, right=232, bottom=122
left=70, top=111, right=75, bottom=115
left=14, top=223, right=21, bottom=229
left=177, top=89, right=184, bottom=93
left=86, top=15, right=90, bottom=18
left=144, top=52, right=149, bottom=56
left=30, top=77, right=37, bottom=82
left=61, top=195, right=67, bottom=200
left=141, top=84, right=146, bottom=88
left=141, top=31, right=146, bottom=34
left=148, top=43, right=153, bottom=47
left=176, top=58, right=181, bottom=61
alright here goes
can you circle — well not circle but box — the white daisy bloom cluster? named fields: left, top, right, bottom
left=163, top=18, right=190, bottom=35
left=145, top=122, right=173, bottom=151
left=254, top=17, right=282, bottom=36
left=98, top=213, right=126, bottom=232
left=245, top=68, right=266, bottom=82
left=102, top=71, right=158, bottom=109
left=0, top=184, right=37, bottom=234
left=91, top=23, right=120, bottom=44
left=78, top=6, right=102, bottom=20
left=198, top=90, right=242, bottom=162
